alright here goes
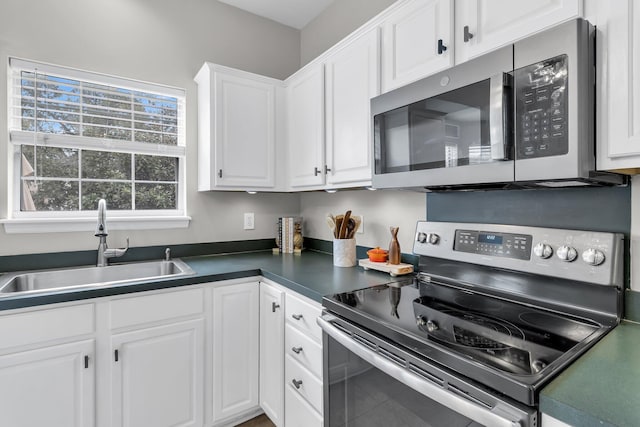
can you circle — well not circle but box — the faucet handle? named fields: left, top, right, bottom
left=104, top=237, right=129, bottom=259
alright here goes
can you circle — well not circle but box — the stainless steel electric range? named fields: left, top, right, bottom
left=319, top=221, right=623, bottom=427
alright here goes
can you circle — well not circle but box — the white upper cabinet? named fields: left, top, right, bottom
left=589, top=0, right=640, bottom=171
left=381, top=0, right=453, bottom=92
left=195, top=63, right=284, bottom=191
left=325, top=28, right=380, bottom=187
left=287, top=64, right=326, bottom=188
left=455, top=0, right=581, bottom=63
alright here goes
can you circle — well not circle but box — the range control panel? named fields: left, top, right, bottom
left=413, top=221, right=623, bottom=286
left=454, top=230, right=532, bottom=260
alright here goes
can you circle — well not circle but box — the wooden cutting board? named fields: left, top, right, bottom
left=358, top=259, right=414, bottom=276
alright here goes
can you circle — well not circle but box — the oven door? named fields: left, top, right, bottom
left=371, top=46, right=514, bottom=190
left=319, top=314, right=536, bottom=427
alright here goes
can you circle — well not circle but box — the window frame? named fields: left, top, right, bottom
left=3, top=58, right=190, bottom=233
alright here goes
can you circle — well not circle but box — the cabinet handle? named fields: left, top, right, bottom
left=292, top=379, right=303, bottom=389
left=463, top=25, right=474, bottom=42
left=324, top=165, right=331, bottom=174
left=272, top=302, right=280, bottom=312
left=218, top=169, right=223, bottom=178
left=84, top=355, right=89, bottom=369
left=292, top=346, right=303, bottom=354
left=314, top=167, right=321, bottom=176
left=437, top=39, right=447, bottom=55
left=292, top=313, right=303, bottom=320
left=114, top=349, right=119, bottom=362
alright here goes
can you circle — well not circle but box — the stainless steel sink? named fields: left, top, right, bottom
left=0, top=259, right=195, bottom=296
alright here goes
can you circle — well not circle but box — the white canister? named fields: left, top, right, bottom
left=333, top=238, right=356, bottom=267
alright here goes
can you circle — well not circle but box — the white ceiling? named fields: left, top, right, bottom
left=218, top=0, right=335, bottom=29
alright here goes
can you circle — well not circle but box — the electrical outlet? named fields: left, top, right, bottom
left=355, top=215, right=364, bottom=234
left=243, top=213, right=255, bottom=230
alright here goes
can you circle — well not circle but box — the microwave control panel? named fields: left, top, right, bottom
left=515, top=54, right=568, bottom=159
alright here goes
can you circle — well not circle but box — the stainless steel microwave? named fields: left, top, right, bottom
left=371, top=18, right=625, bottom=190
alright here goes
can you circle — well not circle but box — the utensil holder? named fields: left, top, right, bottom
left=333, top=238, right=356, bottom=267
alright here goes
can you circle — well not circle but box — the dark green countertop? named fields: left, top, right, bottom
left=0, top=250, right=406, bottom=311
left=541, top=320, right=640, bottom=427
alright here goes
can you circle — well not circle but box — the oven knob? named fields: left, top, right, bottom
left=532, top=360, right=548, bottom=373
left=416, top=232, right=428, bottom=243
left=582, top=248, right=606, bottom=266
left=533, top=243, right=553, bottom=259
left=426, top=320, right=439, bottom=332
left=426, top=233, right=440, bottom=245
left=556, top=245, right=578, bottom=262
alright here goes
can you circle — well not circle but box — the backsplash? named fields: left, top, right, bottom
left=426, top=186, right=630, bottom=233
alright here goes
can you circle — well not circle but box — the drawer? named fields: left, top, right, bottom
left=285, top=323, right=322, bottom=378
left=285, top=383, right=323, bottom=427
left=285, top=292, right=322, bottom=342
left=285, top=354, right=323, bottom=414
left=110, top=287, right=204, bottom=330
left=0, top=304, right=94, bottom=350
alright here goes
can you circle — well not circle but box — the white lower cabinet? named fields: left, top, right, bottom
left=259, top=279, right=325, bottom=427
left=0, top=277, right=322, bottom=427
left=541, top=413, right=573, bottom=426
left=0, top=339, right=95, bottom=427
left=111, top=319, right=204, bottom=427
left=259, top=281, right=285, bottom=426
left=211, top=282, right=260, bottom=425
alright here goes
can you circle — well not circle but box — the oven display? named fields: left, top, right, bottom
left=455, top=229, right=532, bottom=260
left=478, top=233, right=503, bottom=245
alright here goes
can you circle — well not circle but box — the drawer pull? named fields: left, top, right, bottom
left=292, top=314, right=303, bottom=320
left=292, top=346, right=303, bottom=354
left=292, top=378, right=303, bottom=389
left=272, top=302, right=280, bottom=312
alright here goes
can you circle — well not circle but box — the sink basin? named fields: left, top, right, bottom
left=0, top=259, right=195, bottom=296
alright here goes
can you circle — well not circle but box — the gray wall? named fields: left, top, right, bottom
left=0, top=0, right=302, bottom=256
left=300, top=0, right=396, bottom=65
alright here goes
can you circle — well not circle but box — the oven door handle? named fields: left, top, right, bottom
left=318, top=315, right=522, bottom=427
left=489, top=72, right=512, bottom=161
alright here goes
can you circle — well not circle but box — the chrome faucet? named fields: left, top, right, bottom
left=95, top=199, right=129, bottom=267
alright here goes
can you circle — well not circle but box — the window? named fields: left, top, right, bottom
left=5, top=58, right=188, bottom=232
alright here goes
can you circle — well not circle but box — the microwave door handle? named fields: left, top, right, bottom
left=317, top=315, right=521, bottom=427
left=489, top=73, right=511, bottom=161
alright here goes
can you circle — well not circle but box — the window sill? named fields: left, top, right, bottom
left=1, top=215, right=191, bottom=234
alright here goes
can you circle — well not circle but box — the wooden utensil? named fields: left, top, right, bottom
left=334, top=215, right=344, bottom=239
left=338, top=210, right=351, bottom=239
left=326, top=215, right=336, bottom=236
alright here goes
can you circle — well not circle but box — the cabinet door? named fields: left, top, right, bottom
left=259, top=283, right=285, bottom=426
left=212, top=282, right=260, bottom=424
left=287, top=64, right=326, bottom=188
left=592, top=0, right=640, bottom=170
left=455, top=0, right=581, bottom=63
left=214, top=71, right=277, bottom=188
left=381, top=0, right=453, bottom=92
left=111, top=319, right=204, bottom=427
left=325, top=29, right=380, bottom=186
left=0, top=340, right=94, bottom=427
